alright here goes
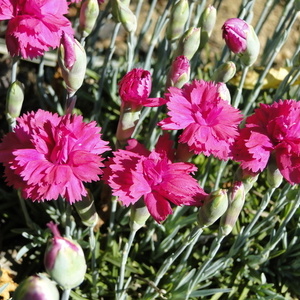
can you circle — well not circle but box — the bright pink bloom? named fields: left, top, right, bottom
left=0, top=110, right=110, bottom=203
left=0, top=0, right=73, bottom=58
left=222, top=18, right=248, bottom=54
left=118, top=68, right=167, bottom=109
left=158, top=80, right=242, bottom=160
left=103, top=134, right=207, bottom=222
left=233, top=100, right=300, bottom=184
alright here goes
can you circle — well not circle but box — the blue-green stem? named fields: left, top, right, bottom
left=92, top=22, right=121, bottom=121
left=61, top=288, right=71, bottom=300
left=117, top=228, right=138, bottom=300
left=144, top=227, right=203, bottom=297
left=144, top=0, right=172, bottom=70
left=11, top=57, right=19, bottom=83
left=232, top=65, right=249, bottom=108
left=107, top=196, right=118, bottom=247
left=214, top=160, right=228, bottom=190
left=228, top=187, right=275, bottom=258
left=185, top=233, right=225, bottom=299
left=18, top=191, right=34, bottom=230
left=260, top=189, right=300, bottom=258
left=89, top=227, right=99, bottom=297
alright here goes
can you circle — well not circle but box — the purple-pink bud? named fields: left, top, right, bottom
left=44, top=222, right=87, bottom=290
left=222, top=18, right=260, bottom=66
left=118, top=68, right=151, bottom=106
left=12, top=274, right=59, bottom=300
left=166, top=55, right=190, bottom=88
left=60, top=32, right=76, bottom=70
left=222, top=18, right=248, bottom=54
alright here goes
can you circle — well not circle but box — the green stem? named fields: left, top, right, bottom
left=185, top=234, right=225, bottom=299
left=232, top=65, right=249, bottom=108
left=61, top=289, right=71, bottom=300
left=117, top=229, right=138, bottom=300
left=144, top=227, right=203, bottom=297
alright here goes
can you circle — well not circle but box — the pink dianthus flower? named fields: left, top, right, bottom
left=0, top=0, right=73, bottom=58
left=0, top=110, right=110, bottom=203
left=158, top=80, right=242, bottom=160
left=103, top=134, right=207, bottom=222
left=233, top=100, right=300, bottom=184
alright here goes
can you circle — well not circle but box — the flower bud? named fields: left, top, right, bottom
left=44, top=222, right=87, bottom=290
left=166, top=0, right=189, bottom=42
left=266, top=157, right=283, bottom=188
left=6, top=80, right=24, bottom=128
left=130, top=199, right=150, bottom=231
left=198, top=5, right=217, bottom=49
left=58, top=34, right=87, bottom=97
left=198, top=189, right=228, bottom=228
left=74, top=190, right=99, bottom=227
left=166, top=55, right=190, bottom=89
left=212, top=61, right=236, bottom=83
left=119, top=68, right=151, bottom=105
left=216, top=82, right=231, bottom=103
left=219, top=182, right=245, bottom=236
left=79, top=0, right=100, bottom=38
left=222, top=18, right=260, bottom=66
left=174, top=27, right=201, bottom=60
left=12, top=274, right=59, bottom=300
left=234, top=167, right=259, bottom=194
left=111, top=0, right=137, bottom=33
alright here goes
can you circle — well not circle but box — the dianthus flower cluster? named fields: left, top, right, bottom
left=0, top=0, right=73, bottom=58
left=103, top=134, right=207, bottom=222
left=233, top=100, right=300, bottom=184
left=0, top=110, right=110, bottom=203
left=159, top=80, right=242, bottom=160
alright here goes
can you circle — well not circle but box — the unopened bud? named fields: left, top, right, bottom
left=166, top=55, right=190, bottom=88
left=222, top=18, right=260, bottom=66
left=12, top=274, right=59, bottom=300
left=111, top=0, right=137, bottom=33
left=130, top=199, right=150, bottom=231
left=6, top=80, right=24, bottom=128
left=58, top=34, right=87, bottom=97
left=219, top=182, right=245, bottom=236
left=166, top=0, right=189, bottom=41
left=79, top=0, right=100, bottom=38
left=217, top=82, right=231, bottom=103
left=212, top=61, right=236, bottom=83
left=198, top=5, right=217, bottom=49
left=44, top=222, right=87, bottom=290
left=198, top=189, right=228, bottom=228
left=234, top=167, right=259, bottom=194
left=174, top=27, right=201, bottom=60
left=74, top=190, right=99, bottom=227
left=267, top=157, right=283, bottom=188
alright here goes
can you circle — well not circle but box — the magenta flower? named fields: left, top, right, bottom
left=232, top=100, right=300, bottom=184
left=0, top=110, right=110, bottom=203
left=0, top=0, right=73, bottom=58
left=118, top=68, right=167, bottom=109
left=158, top=80, right=243, bottom=160
left=103, top=134, right=207, bottom=222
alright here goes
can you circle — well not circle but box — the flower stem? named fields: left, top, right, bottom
left=232, top=65, right=249, bottom=108
left=61, top=288, right=71, bottom=300
left=185, top=233, right=225, bottom=299
left=117, top=228, right=138, bottom=300
left=144, top=227, right=203, bottom=297
left=11, top=57, right=19, bottom=83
